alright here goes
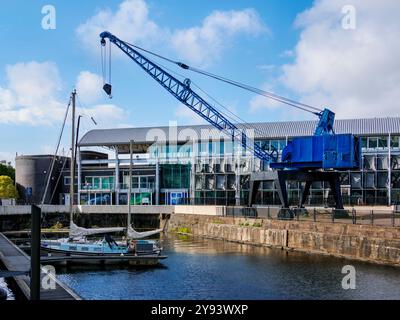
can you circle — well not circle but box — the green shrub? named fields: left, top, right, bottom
left=50, top=222, right=63, bottom=229
left=177, top=227, right=191, bottom=234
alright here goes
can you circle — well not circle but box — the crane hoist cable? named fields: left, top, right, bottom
left=122, top=41, right=322, bottom=116
left=101, top=40, right=113, bottom=96
left=154, top=58, right=269, bottom=141
left=154, top=58, right=279, bottom=160
left=101, top=38, right=280, bottom=156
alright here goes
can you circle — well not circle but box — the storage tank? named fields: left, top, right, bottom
left=15, top=155, right=68, bottom=204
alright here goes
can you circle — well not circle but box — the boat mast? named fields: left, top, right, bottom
left=70, top=89, right=76, bottom=225
left=128, top=139, right=133, bottom=231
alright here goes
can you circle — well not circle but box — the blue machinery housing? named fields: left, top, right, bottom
left=100, top=31, right=361, bottom=210
left=273, top=134, right=361, bottom=170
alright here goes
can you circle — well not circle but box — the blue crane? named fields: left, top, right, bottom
left=99, top=31, right=361, bottom=211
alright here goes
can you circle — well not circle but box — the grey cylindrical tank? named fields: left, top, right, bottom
left=15, top=155, right=64, bottom=204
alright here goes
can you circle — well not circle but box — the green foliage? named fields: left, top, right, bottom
left=0, top=164, right=15, bottom=181
left=50, top=222, right=63, bottom=229
left=0, top=175, right=18, bottom=199
left=177, top=227, right=191, bottom=234
left=212, top=219, right=224, bottom=224
left=238, top=220, right=262, bottom=228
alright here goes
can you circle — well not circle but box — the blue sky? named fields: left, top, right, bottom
left=1, top=0, right=399, bottom=163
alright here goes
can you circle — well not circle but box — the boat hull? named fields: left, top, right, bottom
left=41, top=247, right=166, bottom=266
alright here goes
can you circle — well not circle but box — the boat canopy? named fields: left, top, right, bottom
left=69, top=222, right=125, bottom=238
left=127, top=225, right=163, bottom=239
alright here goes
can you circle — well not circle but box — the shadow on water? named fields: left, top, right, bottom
left=55, top=234, right=400, bottom=300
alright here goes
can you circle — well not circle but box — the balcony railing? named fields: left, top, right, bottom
left=80, top=183, right=155, bottom=191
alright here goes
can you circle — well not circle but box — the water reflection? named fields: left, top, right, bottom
left=56, top=234, right=400, bottom=300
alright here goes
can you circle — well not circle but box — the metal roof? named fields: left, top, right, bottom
left=78, top=117, right=400, bottom=147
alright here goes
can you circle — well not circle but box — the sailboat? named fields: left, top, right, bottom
left=40, top=221, right=164, bottom=258
left=40, top=90, right=166, bottom=264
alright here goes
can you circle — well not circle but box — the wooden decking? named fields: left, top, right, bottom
left=0, top=233, right=80, bottom=300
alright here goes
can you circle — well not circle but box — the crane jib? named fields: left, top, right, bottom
left=100, top=31, right=277, bottom=164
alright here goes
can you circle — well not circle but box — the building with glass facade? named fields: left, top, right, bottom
left=16, top=117, right=400, bottom=207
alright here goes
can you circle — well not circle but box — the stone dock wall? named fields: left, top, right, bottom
left=168, top=214, right=400, bottom=266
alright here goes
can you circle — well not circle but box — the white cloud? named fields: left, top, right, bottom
left=279, top=0, right=400, bottom=118
left=79, top=104, right=127, bottom=129
left=76, top=71, right=103, bottom=104
left=77, top=1, right=268, bottom=65
left=76, top=0, right=162, bottom=52
left=174, top=104, right=208, bottom=125
left=0, top=61, right=65, bottom=125
left=171, top=9, right=268, bottom=65
left=249, top=82, right=283, bottom=113
left=0, top=61, right=127, bottom=128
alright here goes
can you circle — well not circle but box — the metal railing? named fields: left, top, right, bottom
left=80, top=182, right=155, bottom=191
left=256, top=207, right=400, bottom=227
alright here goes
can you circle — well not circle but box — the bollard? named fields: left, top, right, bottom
left=371, top=210, right=374, bottom=225
left=331, top=209, right=335, bottom=223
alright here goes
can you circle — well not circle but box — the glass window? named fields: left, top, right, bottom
left=148, top=176, right=155, bottom=188
left=101, top=177, right=109, bottom=189
left=140, top=176, right=148, bottom=188
left=260, top=140, right=270, bottom=151
left=208, top=141, right=213, bottom=154
left=225, top=141, right=234, bottom=154
left=93, top=177, right=100, bottom=189
left=368, top=137, right=378, bottom=149
left=178, top=144, right=192, bottom=157
left=83, top=177, right=92, bottom=189
left=361, top=137, right=368, bottom=149
left=132, top=177, right=139, bottom=188
left=64, top=176, right=71, bottom=186
left=378, top=136, right=388, bottom=148
left=271, top=140, right=279, bottom=151
left=391, top=136, right=399, bottom=148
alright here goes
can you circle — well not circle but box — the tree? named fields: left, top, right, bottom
left=0, top=176, right=18, bottom=199
left=0, top=163, right=15, bottom=181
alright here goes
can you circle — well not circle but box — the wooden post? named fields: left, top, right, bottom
left=30, top=204, right=41, bottom=300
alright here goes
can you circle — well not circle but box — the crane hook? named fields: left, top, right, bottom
left=103, top=83, right=112, bottom=98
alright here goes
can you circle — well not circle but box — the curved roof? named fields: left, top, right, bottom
left=78, top=117, right=400, bottom=147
